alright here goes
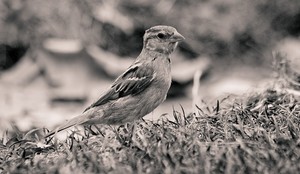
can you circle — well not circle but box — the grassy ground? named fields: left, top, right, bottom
left=0, top=88, right=299, bottom=174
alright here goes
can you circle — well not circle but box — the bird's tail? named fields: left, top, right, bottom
left=44, top=114, right=88, bottom=138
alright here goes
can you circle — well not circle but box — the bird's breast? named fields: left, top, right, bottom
left=152, top=56, right=172, bottom=89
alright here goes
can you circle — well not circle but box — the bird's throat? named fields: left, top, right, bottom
left=145, top=41, right=177, bottom=55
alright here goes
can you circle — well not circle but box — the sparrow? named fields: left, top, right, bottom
left=45, top=25, right=185, bottom=138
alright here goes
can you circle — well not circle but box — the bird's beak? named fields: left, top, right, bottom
left=170, top=31, right=185, bottom=42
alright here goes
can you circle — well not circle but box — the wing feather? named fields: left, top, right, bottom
left=84, top=63, right=155, bottom=112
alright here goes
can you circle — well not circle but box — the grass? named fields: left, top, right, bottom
left=0, top=88, right=300, bottom=174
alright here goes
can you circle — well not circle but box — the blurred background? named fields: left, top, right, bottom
left=1, top=0, right=300, bottom=132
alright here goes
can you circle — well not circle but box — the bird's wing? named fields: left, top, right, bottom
left=44, top=63, right=155, bottom=138
left=84, top=63, right=155, bottom=112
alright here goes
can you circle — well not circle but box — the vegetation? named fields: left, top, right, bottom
left=1, top=88, right=299, bottom=173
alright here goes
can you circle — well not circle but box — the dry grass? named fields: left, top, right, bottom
left=0, top=89, right=300, bottom=174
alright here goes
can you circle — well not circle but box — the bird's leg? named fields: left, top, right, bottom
left=110, top=125, right=127, bottom=146
left=128, top=120, right=137, bottom=143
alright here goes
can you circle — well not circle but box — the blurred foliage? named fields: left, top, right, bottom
left=0, top=0, right=101, bottom=45
left=0, top=44, right=28, bottom=70
left=0, top=0, right=300, bottom=61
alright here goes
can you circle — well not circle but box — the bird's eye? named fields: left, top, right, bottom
left=157, top=33, right=166, bottom=39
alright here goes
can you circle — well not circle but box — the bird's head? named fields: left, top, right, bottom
left=143, top=25, right=185, bottom=55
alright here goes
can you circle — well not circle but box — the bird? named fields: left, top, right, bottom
left=45, top=25, right=185, bottom=138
